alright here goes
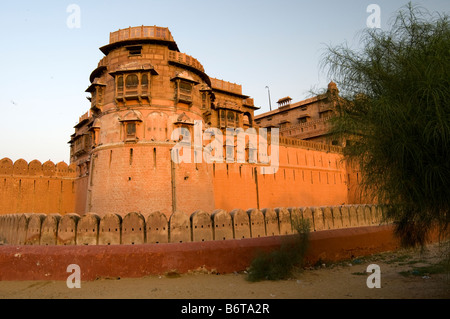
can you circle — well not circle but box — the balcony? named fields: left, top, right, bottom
left=72, top=134, right=92, bottom=157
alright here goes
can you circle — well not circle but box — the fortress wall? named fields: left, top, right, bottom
left=345, top=159, right=373, bottom=204
left=0, top=158, right=77, bottom=216
left=212, top=144, right=349, bottom=212
left=0, top=204, right=386, bottom=246
left=0, top=140, right=361, bottom=218
left=173, top=160, right=215, bottom=217
left=87, top=145, right=174, bottom=217
left=86, top=143, right=216, bottom=218
left=74, top=176, right=88, bottom=215
left=212, top=162, right=258, bottom=211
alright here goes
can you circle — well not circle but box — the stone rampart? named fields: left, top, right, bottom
left=0, top=158, right=78, bottom=215
left=0, top=204, right=386, bottom=246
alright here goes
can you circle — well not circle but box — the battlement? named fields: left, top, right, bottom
left=100, top=26, right=180, bottom=55
left=278, top=135, right=342, bottom=153
left=210, top=78, right=243, bottom=95
left=78, top=110, right=91, bottom=124
left=0, top=158, right=77, bottom=178
left=0, top=204, right=386, bottom=246
left=109, top=26, right=175, bottom=44
left=168, top=50, right=205, bottom=73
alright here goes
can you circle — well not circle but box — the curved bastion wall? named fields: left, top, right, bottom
left=0, top=204, right=386, bottom=246
left=0, top=141, right=363, bottom=217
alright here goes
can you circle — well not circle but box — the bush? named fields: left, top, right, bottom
left=246, top=218, right=310, bottom=282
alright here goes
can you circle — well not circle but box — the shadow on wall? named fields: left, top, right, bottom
left=0, top=205, right=387, bottom=246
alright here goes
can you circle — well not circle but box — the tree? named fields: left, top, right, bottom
left=322, top=3, right=450, bottom=247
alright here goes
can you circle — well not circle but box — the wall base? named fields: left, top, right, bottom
left=0, top=225, right=407, bottom=281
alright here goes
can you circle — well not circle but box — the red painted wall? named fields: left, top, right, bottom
left=0, top=225, right=403, bottom=281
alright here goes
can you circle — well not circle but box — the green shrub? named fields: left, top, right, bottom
left=246, top=218, right=310, bottom=282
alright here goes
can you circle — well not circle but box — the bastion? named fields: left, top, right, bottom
left=0, top=26, right=388, bottom=280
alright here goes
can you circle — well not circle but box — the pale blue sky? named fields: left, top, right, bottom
left=0, top=0, right=448, bottom=163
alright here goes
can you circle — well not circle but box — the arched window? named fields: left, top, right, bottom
left=243, top=112, right=253, bottom=127
left=126, top=74, right=139, bottom=88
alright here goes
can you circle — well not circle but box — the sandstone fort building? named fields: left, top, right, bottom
left=0, top=26, right=363, bottom=218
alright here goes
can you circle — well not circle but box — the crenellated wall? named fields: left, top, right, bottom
left=0, top=204, right=386, bottom=246
left=0, top=138, right=364, bottom=217
left=0, top=158, right=79, bottom=215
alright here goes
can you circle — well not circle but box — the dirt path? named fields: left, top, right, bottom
left=0, top=241, right=448, bottom=299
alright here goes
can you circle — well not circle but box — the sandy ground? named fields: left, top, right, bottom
left=0, top=241, right=449, bottom=299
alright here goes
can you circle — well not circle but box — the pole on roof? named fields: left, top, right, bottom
left=265, top=86, right=272, bottom=111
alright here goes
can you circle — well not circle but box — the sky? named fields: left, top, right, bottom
left=0, top=0, right=448, bottom=164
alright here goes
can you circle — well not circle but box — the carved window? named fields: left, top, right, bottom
left=113, top=68, right=155, bottom=104
left=220, top=110, right=226, bottom=127
left=141, top=74, right=148, bottom=87
left=124, top=74, right=139, bottom=97
left=120, top=113, right=141, bottom=142
left=117, top=76, right=124, bottom=95
left=73, top=134, right=91, bottom=156
left=227, top=111, right=235, bottom=127
left=201, top=93, right=206, bottom=109
left=126, top=74, right=139, bottom=89
left=127, top=122, right=136, bottom=138
left=176, top=80, right=194, bottom=105
left=179, top=81, right=192, bottom=94
left=86, top=82, right=106, bottom=113
left=141, top=74, right=149, bottom=95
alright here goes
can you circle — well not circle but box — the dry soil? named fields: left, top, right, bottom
left=0, top=241, right=449, bottom=299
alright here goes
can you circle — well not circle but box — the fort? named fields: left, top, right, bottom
left=0, top=26, right=362, bottom=218
left=0, top=26, right=389, bottom=281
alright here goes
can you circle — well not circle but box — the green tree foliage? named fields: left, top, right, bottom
left=322, top=3, right=450, bottom=247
